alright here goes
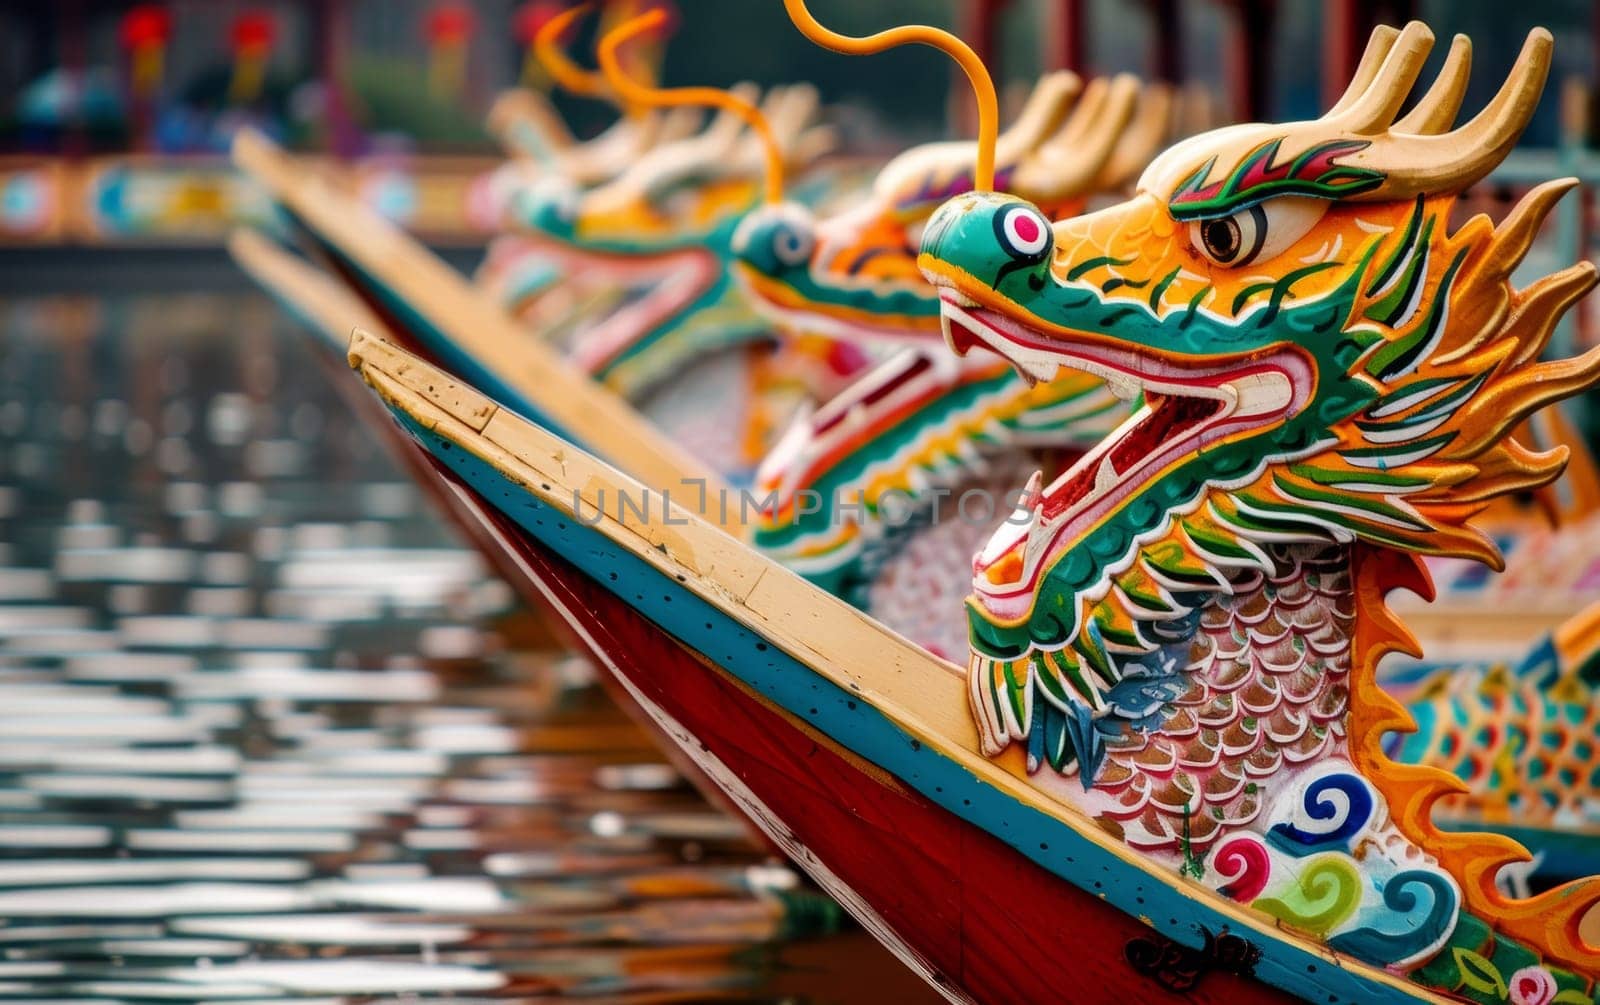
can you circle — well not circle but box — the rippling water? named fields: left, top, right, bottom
left=0, top=282, right=937, bottom=1003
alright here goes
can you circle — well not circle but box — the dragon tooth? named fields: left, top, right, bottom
left=940, top=313, right=961, bottom=355
left=1106, top=375, right=1139, bottom=401
left=1009, top=361, right=1040, bottom=387
left=1095, top=455, right=1118, bottom=494
left=1024, top=508, right=1052, bottom=555
left=1017, top=352, right=1061, bottom=384
left=1022, top=469, right=1044, bottom=507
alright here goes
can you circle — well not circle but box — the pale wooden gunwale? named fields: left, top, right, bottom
left=232, top=128, right=734, bottom=522
left=347, top=326, right=1439, bottom=1004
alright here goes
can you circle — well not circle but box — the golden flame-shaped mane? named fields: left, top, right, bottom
left=1297, top=24, right=1600, bottom=974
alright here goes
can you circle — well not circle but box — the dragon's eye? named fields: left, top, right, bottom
left=995, top=204, right=1052, bottom=261
left=773, top=223, right=814, bottom=267
left=1188, top=197, right=1328, bottom=268
left=1192, top=206, right=1263, bottom=266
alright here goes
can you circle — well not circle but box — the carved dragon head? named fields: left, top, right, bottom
left=481, top=6, right=703, bottom=235
left=742, top=73, right=1168, bottom=584
left=501, top=8, right=839, bottom=393
left=919, top=22, right=1598, bottom=735
left=914, top=22, right=1600, bottom=977
left=511, top=82, right=832, bottom=252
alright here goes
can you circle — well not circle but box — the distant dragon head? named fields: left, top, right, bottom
left=499, top=6, right=839, bottom=394
left=732, top=71, right=1169, bottom=346
left=743, top=73, right=1171, bottom=582
left=480, top=6, right=702, bottom=233
left=511, top=82, right=833, bottom=253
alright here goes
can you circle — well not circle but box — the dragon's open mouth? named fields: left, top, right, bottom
left=570, top=247, right=721, bottom=374
left=937, top=291, right=1313, bottom=621
left=755, top=345, right=1000, bottom=526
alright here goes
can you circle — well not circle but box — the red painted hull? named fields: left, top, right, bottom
left=458, top=488, right=1294, bottom=1004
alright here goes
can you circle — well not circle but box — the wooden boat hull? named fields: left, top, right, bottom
left=418, top=449, right=1289, bottom=1005
left=350, top=330, right=1439, bottom=1004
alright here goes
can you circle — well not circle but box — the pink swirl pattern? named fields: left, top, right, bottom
left=1212, top=834, right=1271, bottom=903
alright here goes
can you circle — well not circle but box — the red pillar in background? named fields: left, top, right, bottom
left=1045, top=0, right=1085, bottom=74
left=1144, top=0, right=1181, bottom=82
left=1321, top=0, right=1361, bottom=110
left=310, top=0, right=358, bottom=157
left=1219, top=0, right=1275, bottom=122
left=1321, top=0, right=1417, bottom=110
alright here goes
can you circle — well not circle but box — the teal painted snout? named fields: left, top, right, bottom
left=919, top=191, right=1054, bottom=291
left=732, top=203, right=817, bottom=279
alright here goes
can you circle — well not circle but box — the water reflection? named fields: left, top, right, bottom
left=0, top=288, right=936, bottom=1002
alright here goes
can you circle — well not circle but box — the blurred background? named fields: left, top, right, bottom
left=0, top=1, right=1597, bottom=1001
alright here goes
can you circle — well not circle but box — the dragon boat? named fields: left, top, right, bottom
left=234, top=80, right=850, bottom=485
left=336, top=7, right=1600, bottom=1001
left=232, top=124, right=723, bottom=507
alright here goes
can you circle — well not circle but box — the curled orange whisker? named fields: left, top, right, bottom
left=782, top=0, right=997, bottom=191
left=597, top=9, right=784, bottom=203
left=535, top=3, right=615, bottom=104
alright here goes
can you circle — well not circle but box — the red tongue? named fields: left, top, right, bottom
left=945, top=315, right=985, bottom=357
left=812, top=354, right=936, bottom=436
left=1038, top=394, right=1219, bottom=520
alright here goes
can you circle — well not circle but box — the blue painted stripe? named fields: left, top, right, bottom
left=388, top=406, right=1420, bottom=1004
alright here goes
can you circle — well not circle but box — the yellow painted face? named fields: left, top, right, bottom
left=1038, top=188, right=1419, bottom=332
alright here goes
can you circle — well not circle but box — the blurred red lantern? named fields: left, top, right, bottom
left=513, top=2, right=564, bottom=46
left=119, top=5, right=171, bottom=49
left=231, top=11, right=277, bottom=54
left=229, top=11, right=277, bottom=104
left=425, top=3, right=477, bottom=46
left=425, top=2, right=477, bottom=99
left=119, top=4, right=172, bottom=100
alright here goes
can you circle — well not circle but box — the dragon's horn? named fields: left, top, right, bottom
left=1340, top=25, right=1551, bottom=197
left=597, top=9, right=785, bottom=203
left=758, top=83, right=836, bottom=167
left=994, top=71, right=1082, bottom=168
left=784, top=0, right=999, bottom=191
left=1394, top=34, right=1472, bottom=134
left=1330, top=20, right=1435, bottom=132
left=1097, top=82, right=1176, bottom=191
left=1015, top=74, right=1139, bottom=199
left=1325, top=23, right=1401, bottom=117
